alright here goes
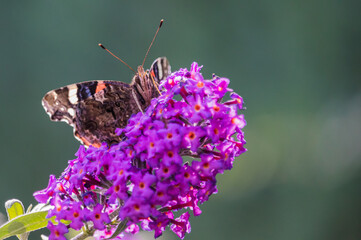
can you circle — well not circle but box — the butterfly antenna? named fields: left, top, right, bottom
left=141, top=19, right=164, bottom=68
left=98, top=43, right=136, bottom=73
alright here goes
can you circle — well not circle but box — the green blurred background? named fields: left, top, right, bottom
left=1, top=1, right=360, bottom=239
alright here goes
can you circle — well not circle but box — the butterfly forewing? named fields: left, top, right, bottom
left=150, top=57, right=171, bottom=82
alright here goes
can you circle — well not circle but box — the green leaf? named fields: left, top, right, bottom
left=4, top=200, right=29, bottom=240
left=0, top=210, right=54, bottom=240
left=5, top=200, right=24, bottom=221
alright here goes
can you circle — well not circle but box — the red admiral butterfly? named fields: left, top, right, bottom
left=42, top=20, right=170, bottom=147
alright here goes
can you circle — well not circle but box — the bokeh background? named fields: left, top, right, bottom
left=1, top=1, right=360, bottom=239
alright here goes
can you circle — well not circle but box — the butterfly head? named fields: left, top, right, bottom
left=137, top=65, right=147, bottom=79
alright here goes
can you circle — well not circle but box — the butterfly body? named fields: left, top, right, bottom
left=42, top=57, right=171, bottom=147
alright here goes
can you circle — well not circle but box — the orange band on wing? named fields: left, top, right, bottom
left=92, top=142, right=101, bottom=148
left=95, top=82, right=107, bottom=93
left=75, top=133, right=101, bottom=148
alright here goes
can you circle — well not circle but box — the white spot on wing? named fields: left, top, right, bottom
left=67, top=108, right=76, bottom=117
left=68, top=85, right=78, bottom=104
left=157, top=61, right=163, bottom=80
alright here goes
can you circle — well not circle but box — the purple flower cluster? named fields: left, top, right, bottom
left=34, top=63, right=246, bottom=239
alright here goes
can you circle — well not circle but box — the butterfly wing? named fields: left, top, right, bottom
left=42, top=80, right=140, bottom=147
left=150, top=57, right=171, bottom=83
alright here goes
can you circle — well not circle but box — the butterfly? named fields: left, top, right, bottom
left=42, top=57, right=170, bottom=148
left=42, top=20, right=170, bottom=147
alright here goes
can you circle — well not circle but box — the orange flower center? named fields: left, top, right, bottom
left=167, top=151, right=174, bottom=158
left=194, top=104, right=201, bottom=111
left=57, top=183, right=65, bottom=193
left=134, top=204, right=140, bottom=211
left=197, top=81, right=204, bottom=88
left=213, top=128, right=219, bottom=135
left=188, top=131, right=196, bottom=140
left=203, top=162, right=210, bottom=169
